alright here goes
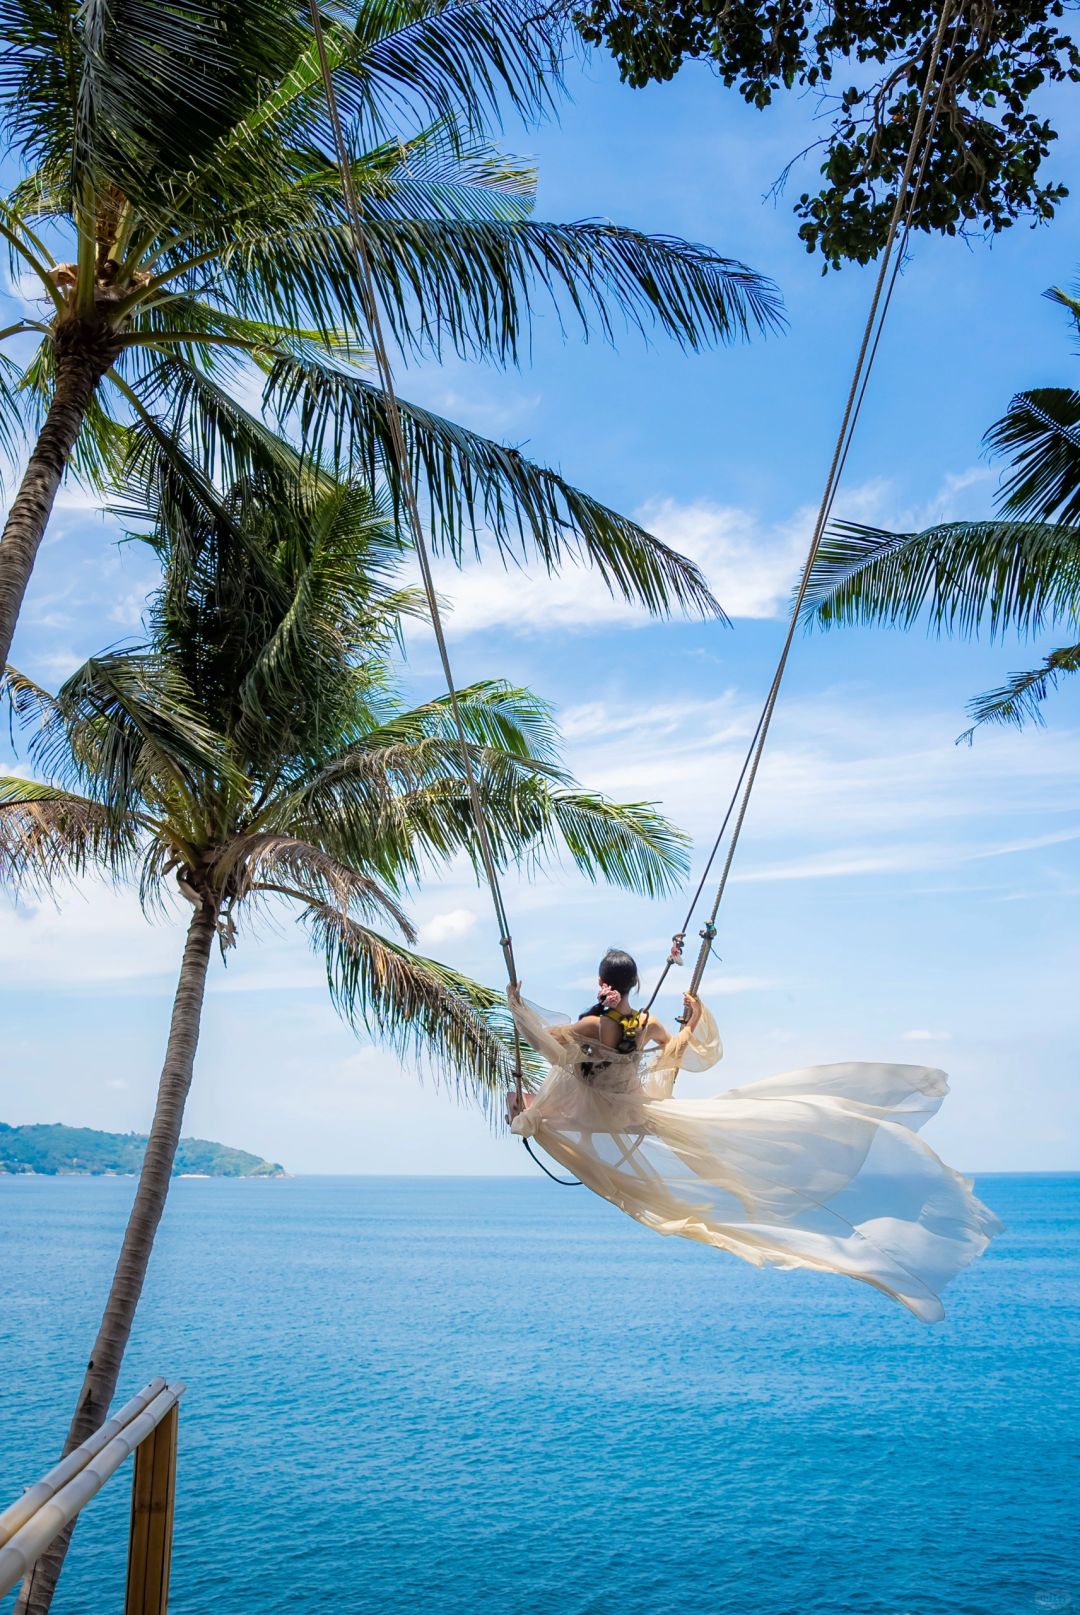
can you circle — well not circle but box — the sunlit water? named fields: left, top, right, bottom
left=0, top=1173, right=1076, bottom=1615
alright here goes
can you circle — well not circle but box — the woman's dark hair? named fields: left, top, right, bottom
left=582, top=949, right=639, bottom=1018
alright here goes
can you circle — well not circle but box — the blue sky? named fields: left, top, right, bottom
left=2, top=47, right=1078, bottom=1173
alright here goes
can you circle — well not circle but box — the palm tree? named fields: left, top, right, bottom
left=0, top=471, right=688, bottom=1611
left=801, top=284, right=1080, bottom=739
left=0, top=0, right=782, bottom=667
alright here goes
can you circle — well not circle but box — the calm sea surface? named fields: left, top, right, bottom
left=0, top=1173, right=1076, bottom=1615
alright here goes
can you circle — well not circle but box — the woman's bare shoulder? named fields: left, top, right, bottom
left=552, top=1013, right=605, bottom=1044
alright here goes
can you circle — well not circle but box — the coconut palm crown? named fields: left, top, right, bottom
left=0, top=472, right=690, bottom=1612
left=0, top=476, right=688, bottom=1082
left=801, top=283, right=1080, bottom=740
left=0, top=0, right=783, bottom=667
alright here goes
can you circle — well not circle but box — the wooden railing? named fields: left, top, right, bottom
left=0, top=1378, right=185, bottom=1614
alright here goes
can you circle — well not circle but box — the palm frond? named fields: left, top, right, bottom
left=280, top=733, right=686, bottom=902
left=359, top=680, right=562, bottom=762
left=333, top=0, right=564, bottom=138
left=215, top=830, right=413, bottom=935
left=987, top=388, right=1080, bottom=523
left=124, top=356, right=309, bottom=490
left=958, top=642, right=1080, bottom=741
left=306, top=902, right=530, bottom=1104
left=363, top=125, right=537, bottom=224
left=182, top=0, right=562, bottom=184
left=544, top=789, right=690, bottom=898
left=107, top=359, right=321, bottom=581
left=0, top=353, right=36, bottom=477
left=2, top=663, right=61, bottom=729
left=0, top=775, right=136, bottom=891
left=382, top=769, right=689, bottom=896
left=0, top=190, right=59, bottom=293
left=2, top=0, right=308, bottom=205
left=105, top=369, right=256, bottom=545
left=802, top=519, right=1080, bottom=639
left=39, top=652, right=245, bottom=816
left=265, top=354, right=724, bottom=619
left=225, top=214, right=782, bottom=363
left=233, top=480, right=407, bottom=737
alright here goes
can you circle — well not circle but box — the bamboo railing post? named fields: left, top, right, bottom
left=124, top=1401, right=178, bottom=1615
left=0, top=1381, right=185, bottom=1604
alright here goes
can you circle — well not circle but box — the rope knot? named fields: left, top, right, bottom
left=667, top=932, right=686, bottom=966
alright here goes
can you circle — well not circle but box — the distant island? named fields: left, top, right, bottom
left=0, top=1123, right=286, bottom=1178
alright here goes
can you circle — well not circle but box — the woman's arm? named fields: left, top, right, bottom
left=652, top=994, right=723, bottom=1076
left=506, top=984, right=607, bottom=1054
left=644, top=1015, right=669, bottom=1047
left=506, top=983, right=583, bottom=1065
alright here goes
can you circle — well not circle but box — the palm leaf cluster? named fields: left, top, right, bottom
left=0, top=477, right=689, bottom=1101
left=0, top=0, right=782, bottom=654
left=802, top=283, right=1080, bottom=738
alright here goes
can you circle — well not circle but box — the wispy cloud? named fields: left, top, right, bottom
left=0, top=882, right=186, bottom=987
left=558, top=685, right=1080, bottom=880
left=418, top=907, right=478, bottom=945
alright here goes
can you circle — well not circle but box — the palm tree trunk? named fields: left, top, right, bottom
left=15, top=901, right=217, bottom=1615
left=0, top=348, right=104, bottom=671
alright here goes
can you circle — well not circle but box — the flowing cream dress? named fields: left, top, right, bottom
left=509, top=999, right=1002, bottom=1322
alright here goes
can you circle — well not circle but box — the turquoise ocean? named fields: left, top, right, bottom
left=1, top=1173, right=1077, bottom=1615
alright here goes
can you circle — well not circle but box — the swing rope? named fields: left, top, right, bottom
left=307, top=0, right=962, bottom=1155
left=305, top=0, right=526, bottom=1106
left=646, top=0, right=964, bottom=1019
left=522, top=1136, right=583, bottom=1186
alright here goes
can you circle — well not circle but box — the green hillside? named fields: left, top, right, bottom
left=0, top=1123, right=286, bottom=1178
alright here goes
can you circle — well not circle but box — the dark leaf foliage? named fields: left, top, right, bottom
left=801, top=518, right=1080, bottom=638
left=0, top=0, right=305, bottom=195
left=574, top=0, right=1080, bottom=267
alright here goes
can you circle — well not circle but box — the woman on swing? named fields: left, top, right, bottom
left=507, top=949, right=1000, bottom=1323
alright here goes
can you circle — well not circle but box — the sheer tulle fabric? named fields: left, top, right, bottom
left=510, top=1000, right=1001, bottom=1322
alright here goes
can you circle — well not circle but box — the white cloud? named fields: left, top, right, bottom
left=635, top=493, right=817, bottom=619
left=728, top=828, right=1080, bottom=884
left=902, top=1029, right=952, bottom=1043
left=418, top=907, right=478, bottom=945
left=106, top=1077, right=128, bottom=1089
